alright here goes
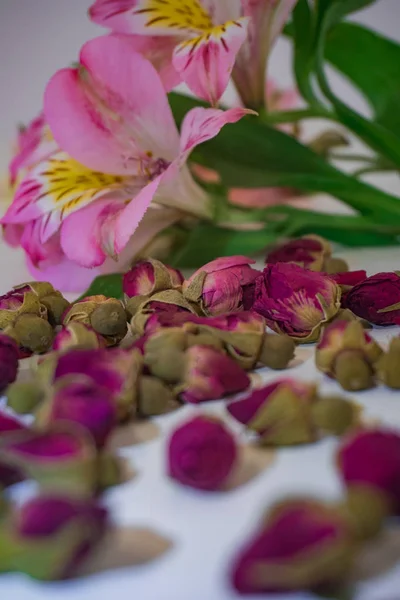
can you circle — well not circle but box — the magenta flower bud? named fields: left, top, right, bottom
left=123, top=258, right=183, bottom=298
left=183, top=256, right=260, bottom=316
left=0, top=424, right=97, bottom=496
left=231, top=499, right=353, bottom=594
left=338, top=429, right=400, bottom=515
left=11, top=494, right=108, bottom=580
left=227, top=379, right=318, bottom=445
left=253, top=263, right=341, bottom=342
left=0, top=333, right=19, bottom=393
left=329, top=270, right=367, bottom=307
left=47, top=379, right=117, bottom=448
left=181, top=345, right=250, bottom=404
left=0, top=288, right=43, bottom=331
left=53, top=323, right=105, bottom=352
left=266, top=235, right=331, bottom=271
left=345, top=272, right=400, bottom=325
left=168, top=415, right=237, bottom=491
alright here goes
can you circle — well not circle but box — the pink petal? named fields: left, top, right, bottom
left=26, top=255, right=103, bottom=293
left=173, top=18, right=249, bottom=105
left=179, top=106, right=254, bottom=159
left=44, top=35, right=180, bottom=175
left=199, top=255, right=256, bottom=274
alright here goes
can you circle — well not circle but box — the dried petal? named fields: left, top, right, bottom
left=168, top=415, right=237, bottom=491
left=266, top=235, right=331, bottom=272
left=53, top=322, right=105, bottom=352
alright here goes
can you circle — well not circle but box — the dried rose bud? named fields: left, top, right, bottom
left=0, top=289, right=43, bottom=330
left=138, top=376, right=180, bottom=417
left=338, top=428, right=400, bottom=516
left=6, top=381, right=44, bottom=415
left=7, top=494, right=108, bottom=580
left=231, top=498, right=354, bottom=594
left=14, top=281, right=71, bottom=326
left=227, top=379, right=318, bottom=445
left=0, top=410, right=25, bottom=488
left=376, top=337, right=400, bottom=389
left=338, top=486, right=390, bottom=541
left=266, top=235, right=331, bottom=272
left=253, top=264, right=341, bottom=343
left=0, top=333, right=19, bottom=392
left=40, top=378, right=117, bottom=449
left=182, top=256, right=260, bottom=316
left=180, top=345, right=250, bottom=404
left=63, top=296, right=127, bottom=346
left=142, top=328, right=188, bottom=382
left=258, top=334, right=295, bottom=370
left=329, top=270, right=367, bottom=307
left=168, top=415, right=237, bottom=491
left=13, top=281, right=57, bottom=298
left=316, top=321, right=382, bottom=391
left=8, top=313, right=54, bottom=354
left=123, top=258, right=183, bottom=298
left=53, top=347, right=142, bottom=422
left=0, top=424, right=98, bottom=496
left=53, top=322, right=104, bottom=352
left=346, top=271, right=400, bottom=325
left=129, top=290, right=198, bottom=333
left=323, top=257, right=349, bottom=275
left=311, top=396, right=360, bottom=436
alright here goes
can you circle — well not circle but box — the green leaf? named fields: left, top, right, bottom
left=168, top=223, right=277, bottom=268
left=77, top=273, right=124, bottom=301
left=326, top=22, right=400, bottom=136
left=169, top=92, right=400, bottom=223
left=292, top=0, right=317, bottom=104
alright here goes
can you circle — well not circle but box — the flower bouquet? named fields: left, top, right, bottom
left=2, top=0, right=400, bottom=294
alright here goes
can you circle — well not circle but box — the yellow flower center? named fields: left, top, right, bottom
left=135, top=0, right=213, bottom=32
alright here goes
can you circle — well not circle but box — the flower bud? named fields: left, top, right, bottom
left=6, top=382, right=44, bottom=415
left=63, top=296, right=127, bottom=346
left=123, top=258, right=183, bottom=298
left=316, top=321, right=382, bottom=390
left=168, top=415, right=237, bottom=491
left=323, top=257, right=349, bottom=275
left=0, top=289, right=43, bottom=330
left=40, top=294, right=71, bottom=326
left=182, top=256, right=260, bottom=316
left=231, top=498, right=354, bottom=594
left=346, top=271, right=400, bottom=325
left=227, top=379, right=318, bottom=445
left=311, top=396, right=360, bottom=436
left=144, top=328, right=188, bottom=382
left=339, top=486, right=390, bottom=541
left=329, top=270, right=367, bottom=306
left=253, top=263, right=341, bottom=343
left=130, top=289, right=199, bottom=333
left=180, top=345, right=250, bottom=404
left=13, top=281, right=56, bottom=298
left=0, top=333, right=19, bottom=392
left=10, top=313, right=54, bottom=354
left=137, top=376, right=180, bottom=417
left=53, top=322, right=104, bottom=352
left=0, top=423, right=98, bottom=497
left=266, top=235, right=331, bottom=272
left=376, top=337, right=400, bottom=389
left=41, top=378, right=117, bottom=449
left=338, top=428, right=400, bottom=515
left=5, top=494, right=108, bottom=580
left=258, top=334, right=295, bottom=370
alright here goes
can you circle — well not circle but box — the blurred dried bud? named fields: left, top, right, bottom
left=228, top=379, right=318, bottom=445
left=123, top=258, right=183, bottom=298
left=338, top=486, right=390, bottom=541
left=6, top=381, right=45, bottom=415
left=0, top=333, right=19, bottom=392
left=258, top=334, right=295, bottom=370
left=53, top=322, right=105, bottom=352
left=9, top=313, right=54, bottom=354
left=138, top=376, right=180, bottom=417
left=266, top=235, right=332, bottom=272
left=323, top=257, right=349, bottom=275
left=40, top=294, right=71, bottom=326
left=376, top=337, right=400, bottom=389
left=311, top=396, right=361, bottom=436
left=63, top=296, right=127, bottom=346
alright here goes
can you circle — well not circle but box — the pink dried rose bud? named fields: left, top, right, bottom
left=227, top=379, right=318, bottom=445
left=129, top=289, right=198, bottom=334
left=253, top=263, right=341, bottom=343
left=0, top=288, right=44, bottom=331
left=345, top=271, right=400, bottom=325
left=0, top=423, right=98, bottom=496
left=231, top=498, right=354, bottom=594
left=7, top=494, right=108, bottom=580
left=53, top=347, right=142, bottom=421
left=338, top=428, right=400, bottom=515
left=180, top=345, right=250, bottom=404
left=63, top=295, right=127, bottom=346
left=168, top=415, right=237, bottom=491
left=42, top=378, right=117, bottom=449
left=182, top=256, right=260, bottom=316
left=316, top=321, right=383, bottom=391
left=13, top=281, right=70, bottom=326
left=0, top=333, right=19, bottom=392
left=266, top=235, right=332, bottom=272
left=53, top=322, right=105, bottom=352
left=123, top=258, right=183, bottom=298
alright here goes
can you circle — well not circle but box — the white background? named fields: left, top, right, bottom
left=1, top=2, right=400, bottom=600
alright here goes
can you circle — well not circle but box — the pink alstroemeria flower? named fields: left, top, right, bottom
left=89, top=0, right=250, bottom=105
left=1, top=35, right=251, bottom=277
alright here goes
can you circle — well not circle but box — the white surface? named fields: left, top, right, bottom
left=1, top=1, right=400, bottom=599
left=0, top=247, right=400, bottom=600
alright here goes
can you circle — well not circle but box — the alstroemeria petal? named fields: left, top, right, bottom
left=44, top=35, right=180, bottom=175
left=173, top=18, right=249, bottom=105
left=89, top=0, right=213, bottom=35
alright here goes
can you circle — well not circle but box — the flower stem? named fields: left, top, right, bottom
left=260, top=106, right=335, bottom=125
